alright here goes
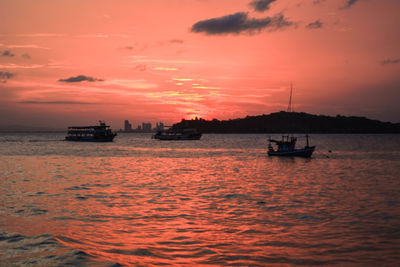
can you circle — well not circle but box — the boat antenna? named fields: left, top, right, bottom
left=287, top=82, right=293, bottom=113
left=306, top=133, right=309, bottom=147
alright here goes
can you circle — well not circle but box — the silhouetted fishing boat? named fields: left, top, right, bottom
left=65, top=121, right=117, bottom=142
left=267, top=83, right=316, bottom=157
left=268, top=134, right=315, bottom=157
left=152, top=128, right=202, bottom=140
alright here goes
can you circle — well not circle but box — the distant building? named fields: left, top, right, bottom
left=123, top=120, right=164, bottom=133
left=124, top=120, right=132, bottom=132
left=155, top=122, right=164, bottom=131
left=142, top=122, right=152, bottom=132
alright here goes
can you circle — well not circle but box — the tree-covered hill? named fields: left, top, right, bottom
left=171, top=112, right=400, bottom=133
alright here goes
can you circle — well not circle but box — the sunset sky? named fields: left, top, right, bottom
left=0, top=0, right=399, bottom=130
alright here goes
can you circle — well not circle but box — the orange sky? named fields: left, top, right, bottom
left=0, top=0, right=399, bottom=130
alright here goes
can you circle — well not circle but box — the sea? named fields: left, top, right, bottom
left=1, top=133, right=400, bottom=266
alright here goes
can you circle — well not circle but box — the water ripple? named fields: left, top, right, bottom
left=1, top=134, right=400, bottom=265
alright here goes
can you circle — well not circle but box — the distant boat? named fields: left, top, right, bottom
left=267, top=83, right=316, bottom=157
left=152, top=128, right=202, bottom=140
left=65, top=121, right=117, bottom=142
left=268, top=134, right=315, bottom=157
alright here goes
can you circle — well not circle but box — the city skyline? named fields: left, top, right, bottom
left=1, top=0, right=400, bottom=131
left=123, top=120, right=165, bottom=132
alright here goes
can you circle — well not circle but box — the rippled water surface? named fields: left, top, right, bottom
left=1, top=133, right=400, bottom=266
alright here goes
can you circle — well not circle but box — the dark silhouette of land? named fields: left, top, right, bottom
left=172, top=111, right=400, bottom=133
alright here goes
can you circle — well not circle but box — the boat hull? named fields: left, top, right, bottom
left=65, top=135, right=116, bottom=142
left=268, top=146, right=315, bottom=158
left=153, top=133, right=202, bottom=141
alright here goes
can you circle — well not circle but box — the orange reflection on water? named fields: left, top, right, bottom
left=2, top=144, right=400, bottom=266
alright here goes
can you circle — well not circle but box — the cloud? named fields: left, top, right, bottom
left=342, top=0, right=359, bottom=9
left=127, top=56, right=200, bottom=64
left=16, top=33, right=66, bottom=38
left=191, top=12, right=293, bottom=35
left=249, top=0, right=277, bottom=12
left=306, top=20, right=323, bottom=29
left=104, top=79, right=158, bottom=89
left=19, top=100, right=97, bottom=105
left=0, top=63, right=43, bottom=69
left=7, top=44, right=50, bottom=50
left=1, top=50, right=15, bottom=57
left=0, top=71, right=14, bottom=79
left=381, top=58, right=400, bottom=65
left=78, top=34, right=109, bottom=38
left=153, top=67, right=178, bottom=71
left=77, top=34, right=130, bottom=38
left=0, top=71, right=15, bottom=83
left=173, top=78, right=194, bottom=82
left=58, top=75, right=104, bottom=83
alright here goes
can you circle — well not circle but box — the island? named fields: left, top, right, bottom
left=171, top=111, right=400, bottom=133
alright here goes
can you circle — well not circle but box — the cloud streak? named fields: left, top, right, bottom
left=0, top=71, right=15, bottom=83
left=0, top=71, right=15, bottom=79
left=306, top=20, right=323, bottom=29
left=16, top=33, right=66, bottom=38
left=153, top=67, right=178, bottom=71
left=18, top=100, right=98, bottom=105
left=0, top=64, right=43, bottom=69
left=381, top=58, right=400, bottom=65
left=127, top=56, right=200, bottom=64
left=191, top=12, right=293, bottom=35
left=58, top=75, right=104, bottom=83
left=7, top=44, right=50, bottom=50
left=342, top=0, right=359, bottom=9
left=249, top=0, right=277, bottom=12
left=1, top=50, right=15, bottom=57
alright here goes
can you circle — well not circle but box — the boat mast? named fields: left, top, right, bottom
left=287, top=82, right=293, bottom=113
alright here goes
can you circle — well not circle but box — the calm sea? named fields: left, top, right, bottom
left=1, top=133, right=400, bottom=266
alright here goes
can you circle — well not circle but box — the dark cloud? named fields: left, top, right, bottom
left=381, top=58, right=400, bottom=65
left=58, top=75, right=104, bottom=83
left=0, top=71, right=15, bottom=79
left=191, top=12, right=293, bottom=35
left=306, top=20, right=323, bottom=29
left=1, top=50, right=15, bottom=57
left=342, top=0, right=359, bottom=9
left=249, top=0, right=276, bottom=12
left=0, top=71, right=15, bottom=83
left=19, top=100, right=97, bottom=105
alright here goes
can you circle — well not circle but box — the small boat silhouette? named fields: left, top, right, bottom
left=267, top=84, right=316, bottom=157
left=152, top=128, right=202, bottom=140
left=268, top=134, right=315, bottom=157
